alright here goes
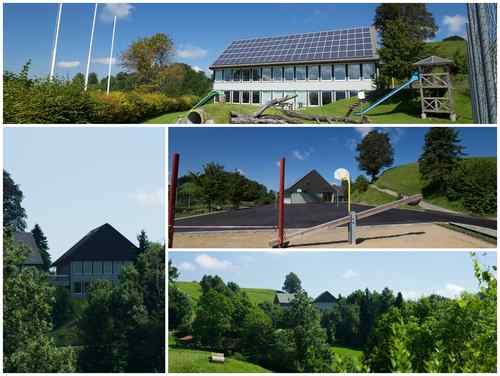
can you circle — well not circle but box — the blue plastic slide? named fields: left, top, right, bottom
left=355, top=72, right=420, bottom=115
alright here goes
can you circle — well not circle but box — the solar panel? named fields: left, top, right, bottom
left=212, top=26, right=377, bottom=67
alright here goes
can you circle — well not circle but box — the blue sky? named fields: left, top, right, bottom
left=4, top=127, right=164, bottom=261
left=5, top=3, right=469, bottom=78
left=169, top=251, right=496, bottom=300
left=168, top=127, right=496, bottom=191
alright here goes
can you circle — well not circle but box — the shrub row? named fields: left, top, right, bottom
left=4, top=73, right=198, bottom=124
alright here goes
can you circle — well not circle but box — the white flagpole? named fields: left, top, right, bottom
left=106, top=15, right=117, bottom=95
left=49, top=3, right=63, bottom=81
left=84, top=3, right=98, bottom=91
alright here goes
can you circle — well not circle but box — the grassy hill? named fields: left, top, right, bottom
left=423, top=38, right=466, bottom=60
left=176, top=281, right=277, bottom=305
left=332, top=346, right=363, bottom=367
left=374, top=157, right=496, bottom=214
left=351, top=186, right=396, bottom=206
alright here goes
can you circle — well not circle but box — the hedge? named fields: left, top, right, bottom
left=4, top=72, right=198, bottom=124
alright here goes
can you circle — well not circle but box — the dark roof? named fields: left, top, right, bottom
left=331, top=184, right=344, bottom=195
left=314, top=291, right=337, bottom=303
left=52, top=223, right=138, bottom=266
left=286, top=170, right=335, bottom=194
left=274, top=292, right=296, bottom=304
left=413, top=55, right=454, bottom=66
left=14, top=232, right=43, bottom=265
left=211, top=26, right=378, bottom=68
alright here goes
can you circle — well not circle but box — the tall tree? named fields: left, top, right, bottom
left=121, top=33, right=175, bottom=85
left=168, top=259, right=179, bottom=284
left=137, top=229, right=150, bottom=254
left=3, top=170, right=27, bottom=231
left=72, top=72, right=85, bottom=88
left=282, top=272, right=302, bottom=293
left=87, top=72, right=99, bottom=86
left=189, top=163, right=226, bottom=212
left=418, top=128, right=465, bottom=194
left=31, top=224, right=51, bottom=271
left=356, top=131, right=394, bottom=181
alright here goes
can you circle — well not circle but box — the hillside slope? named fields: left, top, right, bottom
left=176, top=281, right=277, bottom=305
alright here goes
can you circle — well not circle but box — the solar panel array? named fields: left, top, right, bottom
left=212, top=27, right=376, bottom=67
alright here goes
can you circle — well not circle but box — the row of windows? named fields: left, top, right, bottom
left=217, top=90, right=361, bottom=106
left=72, top=279, right=118, bottom=295
left=70, top=260, right=132, bottom=275
left=214, top=63, right=375, bottom=82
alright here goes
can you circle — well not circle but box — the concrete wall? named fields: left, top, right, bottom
left=290, top=192, right=322, bottom=204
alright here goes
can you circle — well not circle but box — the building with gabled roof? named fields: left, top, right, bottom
left=285, top=169, right=344, bottom=204
left=274, top=290, right=337, bottom=311
left=13, top=231, right=43, bottom=267
left=51, top=223, right=139, bottom=297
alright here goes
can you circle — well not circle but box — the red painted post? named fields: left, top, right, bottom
left=278, top=158, right=285, bottom=247
left=168, top=153, right=180, bottom=248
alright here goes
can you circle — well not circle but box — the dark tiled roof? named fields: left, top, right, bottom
left=286, top=170, right=335, bottom=194
left=14, top=232, right=43, bottom=265
left=52, top=223, right=138, bottom=266
left=314, top=291, right=337, bottom=303
left=413, top=55, right=454, bottom=66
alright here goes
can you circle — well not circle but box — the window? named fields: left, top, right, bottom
left=242, top=69, right=250, bottom=81
left=215, top=70, right=223, bottom=81
left=334, top=65, right=346, bottom=80
left=295, top=66, right=306, bottom=80
left=321, top=65, right=332, bottom=80
left=349, top=90, right=359, bottom=98
left=309, top=91, right=320, bottom=106
left=242, top=91, right=250, bottom=103
left=71, top=261, right=82, bottom=275
left=93, top=261, right=102, bottom=274
left=272, top=91, right=284, bottom=100
left=261, top=91, right=272, bottom=104
left=252, top=68, right=261, bottom=81
left=272, top=67, right=283, bottom=81
left=232, top=91, right=240, bottom=103
left=363, top=63, right=376, bottom=80
left=232, top=69, right=241, bottom=81
left=252, top=91, right=260, bottom=104
left=348, top=64, right=361, bottom=80
left=296, top=91, right=307, bottom=108
left=308, top=65, right=319, bottom=80
left=322, top=91, right=332, bottom=105
left=103, top=261, right=112, bottom=274
left=262, top=67, right=272, bottom=81
left=335, top=91, right=346, bottom=101
left=224, top=91, right=231, bottom=103
left=113, top=261, right=123, bottom=275
left=284, top=66, right=294, bottom=80
left=224, top=69, right=232, bottom=82
left=284, top=91, right=296, bottom=107
left=83, top=261, right=93, bottom=274
left=72, top=281, right=82, bottom=294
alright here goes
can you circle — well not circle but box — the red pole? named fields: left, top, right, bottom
left=168, top=153, right=180, bottom=248
left=278, top=158, right=285, bottom=247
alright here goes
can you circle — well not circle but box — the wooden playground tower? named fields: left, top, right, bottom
left=414, top=55, right=457, bottom=122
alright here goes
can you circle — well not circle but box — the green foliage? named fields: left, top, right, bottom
left=282, top=272, right=302, bottom=293
left=137, top=229, right=149, bottom=254
left=3, top=170, right=27, bottom=232
left=356, top=130, right=394, bottom=181
left=353, top=175, right=370, bottom=193
left=52, top=286, right=75, bottom=328
left=31, top=223, right=51, bottom=271
left=3, top=231, right=76, bottom=372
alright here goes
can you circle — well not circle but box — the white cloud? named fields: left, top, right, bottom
left=443, top=15, right=467, bottom=34
left=342, top=269, right=359, bottom=279
left=178, top=261, right=196, bottom=271
left=401, top=290, right=423, bottom=301
left=390, top=128, right=404, bottom=144
left=345, top=138, right=358, bottom=152
left=100, top=3, right=133, bottom=21
left=354, top=127, right=373, bottom=138
left=195, top=254, right=234, bottom=270
left=192, top=65, right=203, bottom=72
left=236, top=168, right=246, bottom=176
left=445, top=283, right=465, bottom=296
left=292, top=148, right=314, bottom=161
left=177, top=46, right=208, bottom=59
left=57, top=60, right=80, bottom=69
left=93, top=57, right=118, bottom=65
left=275, top=161, right=281, bottom=167
left=128, top=188, right=163, bottom=208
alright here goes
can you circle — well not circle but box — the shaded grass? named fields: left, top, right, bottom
left=176, top=281, right=276, bottom=306
left=331, top=346, right=363, bottom=366
left=168, top=348, right=271, bottom=373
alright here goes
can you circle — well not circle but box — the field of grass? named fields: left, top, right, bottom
left=351, top=186, right=396, bottom=206
left=331, top=346, right=363, bottom=365
left=169, top=348, right=271, bottom=373
left=176, top=281, right=276, bottom=305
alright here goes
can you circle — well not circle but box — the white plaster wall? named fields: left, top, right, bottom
left=213, top=79, right=375, bottom=92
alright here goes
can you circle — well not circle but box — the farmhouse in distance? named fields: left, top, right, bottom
left=275, top=290, right=337, bottom=311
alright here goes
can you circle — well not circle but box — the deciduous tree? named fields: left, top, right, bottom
left=356, top=131, right=394, bottom=181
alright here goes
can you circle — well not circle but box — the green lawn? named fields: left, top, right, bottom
left=176, top=281, right=276, bottom=306
left=169, top=348, right=271, bottom=373
left=351, top=186, right=396, bottom=206
left=331, top=346, right=363, bottom=366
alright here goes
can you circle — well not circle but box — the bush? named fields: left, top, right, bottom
left=354, top=175, right=370, bottom=193
left=4, top=64, right=199, bottom=124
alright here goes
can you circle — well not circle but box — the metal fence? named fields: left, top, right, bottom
left=466, top=3, right=497, bottom=124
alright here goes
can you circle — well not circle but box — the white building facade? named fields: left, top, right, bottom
left=210, top=27, right=379, bottom=108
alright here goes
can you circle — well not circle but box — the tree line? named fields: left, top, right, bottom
left=169, top=257, right=496, bottom=373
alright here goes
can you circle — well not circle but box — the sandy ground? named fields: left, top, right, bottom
left=172, top=223, right=495, bottom=249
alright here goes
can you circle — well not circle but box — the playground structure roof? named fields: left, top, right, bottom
left=414, top=55, right=454, bottom=66
left=211, top=26, right=378, bottom=68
